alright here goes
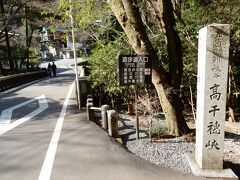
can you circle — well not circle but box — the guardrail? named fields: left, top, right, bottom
left=86, top=96, right=119, bottom=138
left=0, top=71, right=47, bottom=92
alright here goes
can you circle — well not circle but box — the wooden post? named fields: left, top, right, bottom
left=135, top=85, right=139, bottom=140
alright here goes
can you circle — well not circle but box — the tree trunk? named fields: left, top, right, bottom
left=152, top=67, right=190, bottom=135
left=14, top=59, right=18, bottom=70
left=0, top=61, right=6, bottom=76
left=5, top=28, right=14, bottom=72
left=108, top=0, right=190, bottom=136
left=25, top=5, right=30, bottom=71
left=227, top=65, right=237, bottom=122
left=157, top=0, right=183, bottom=88
left=0, top=0, right=14, bottom=72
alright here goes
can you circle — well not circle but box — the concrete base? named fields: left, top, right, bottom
left=186, top=154, right=238, bottom=180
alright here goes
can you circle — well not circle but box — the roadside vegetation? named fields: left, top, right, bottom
left=53, top=0, right=240, bottom=137
left=0, top=0, right=58, bottom=75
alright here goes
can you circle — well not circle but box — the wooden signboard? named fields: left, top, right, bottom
left=118, top=55, right=152, bottom=86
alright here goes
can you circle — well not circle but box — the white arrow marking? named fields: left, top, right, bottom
left=0, top=95, right=47, bottom=125
left=0, top=95, right=48, bottom=135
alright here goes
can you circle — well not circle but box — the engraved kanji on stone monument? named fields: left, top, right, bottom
left=195, top=24, right=230, bottom=169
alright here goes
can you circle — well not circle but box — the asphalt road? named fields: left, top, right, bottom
left=0, top=60, right=207, bottom=180
left=0, top=62, right=76, bottom=179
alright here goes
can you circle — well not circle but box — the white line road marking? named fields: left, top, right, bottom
left=0, top=95, right=48, bottom=135
left=38, top=82, right=75, bottom=180
left=0, top=110, right=12, bottom=124
left=0, top=95, right=47, bottom=125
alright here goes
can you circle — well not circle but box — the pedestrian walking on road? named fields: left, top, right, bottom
left=47, top=63, right=52, bottom=77
left=52, top=62, right=57, bottom=77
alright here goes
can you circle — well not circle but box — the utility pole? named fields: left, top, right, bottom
left=69, top=0, right=81, bottom=109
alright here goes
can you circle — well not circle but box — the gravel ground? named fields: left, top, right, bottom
left=126, top=139, right=195, bottom=174
left=118, top=114, right=240, bottom=177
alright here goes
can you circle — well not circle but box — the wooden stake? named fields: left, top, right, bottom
left=135, top=85, right=139, bottom=140
left=189, top=86, right=196, bottom=121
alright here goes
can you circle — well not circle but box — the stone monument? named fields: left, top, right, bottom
left=187, top=24, right=237, bottom=179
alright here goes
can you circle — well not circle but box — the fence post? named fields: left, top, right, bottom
left=86, top=96, right=94, bottom=121
left=101, top=105, right=110, bottom=130
left=107, top=110, right=119, bottom=138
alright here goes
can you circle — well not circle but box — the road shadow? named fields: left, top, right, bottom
left=0, top=67, right=77, bottom=126
left=118, top=115, right=149, bottom=145
left=224, top=161, right=240, bottom=178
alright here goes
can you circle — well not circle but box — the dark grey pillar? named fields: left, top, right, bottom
left=86, top=97, right=94, bottom=121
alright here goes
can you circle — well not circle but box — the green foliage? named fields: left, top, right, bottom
left=176, top=0, right=240, bottom=102
left=0, top=53, right=8, bottom=65
left=11, top=45, right=25, bottom=60
left=74, top=0, right=109, bottom=28
left=88, top=34, right=133, bottom=96
left=0, top=0, right=57, bottom=74
left=51, top=0, right=240, bottom=106
left=150, top=122, right=168, bottom=135
left=50, top=0, right=132, bottom=105
left=78, top=0, right=240, bottom=106
left=28, top=47, right=41, bottom=64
